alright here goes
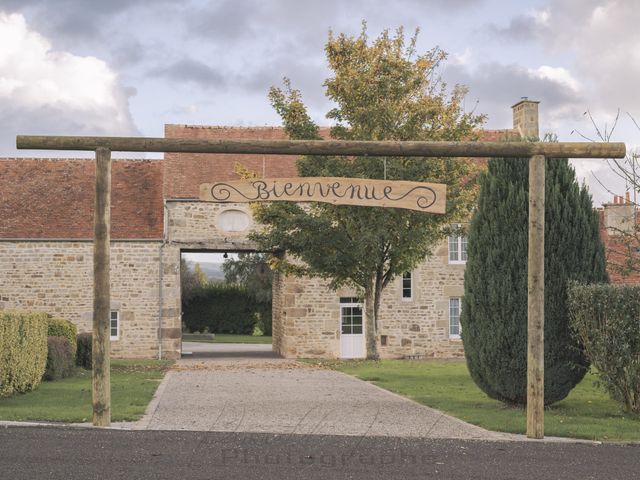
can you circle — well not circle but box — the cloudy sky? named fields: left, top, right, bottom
left=1, top=0, right=638, bottom=204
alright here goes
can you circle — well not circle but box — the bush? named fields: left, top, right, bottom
left=76, top=332, right=92, bottom=369
left=44, top=336, right=75, bottom=381
left=254, top=302, right=273, bottom=336
left=0, top=311, right=48, bottom=397
left=47, top=317, right=77, bottom=358
left=461, top=157, right=608, bottom=406
left=183, top=283, right=261, bottom=334
left=569, top=283, right=640, bottom=413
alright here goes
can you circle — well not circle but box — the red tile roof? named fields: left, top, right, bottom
left=0, top=158, right=163, bottom=239
left=0, top=126, right=518, bottom=239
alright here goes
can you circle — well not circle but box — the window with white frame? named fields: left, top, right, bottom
left=448, top=224, right=467, bottom=264
left=110, top=311, right=119, bottom=340
left=449, top=298, right=461, bottom=338
left=402, top=272, right=412, bottom=300
left=340, top=299, right=363, bottom=335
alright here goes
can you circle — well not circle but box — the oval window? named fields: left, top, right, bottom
left=217, top=209, right=251, bottom=232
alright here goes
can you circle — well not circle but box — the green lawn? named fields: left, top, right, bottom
left=182, top=333, right=272, bottom=344
left=308, top=359, right=640, bottom=442
left=0, top=359, right=173, bottom=423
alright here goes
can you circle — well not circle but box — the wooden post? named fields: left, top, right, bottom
left=527, top=154, right=545, bottom=439
left=92, top=147, right=111, bottom=427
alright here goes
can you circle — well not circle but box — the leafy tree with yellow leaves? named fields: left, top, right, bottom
left=252, top=25, right=485, bottom=359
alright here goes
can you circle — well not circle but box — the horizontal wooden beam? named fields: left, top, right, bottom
left=16, top=135, right=625, bottom=158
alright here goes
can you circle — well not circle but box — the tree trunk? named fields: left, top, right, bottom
left=364, top=285, right=379, bottom=360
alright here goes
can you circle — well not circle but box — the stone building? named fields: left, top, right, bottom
left=1, top=100, right=540, bottom=360
left=598, top=193, right=640, bottom=284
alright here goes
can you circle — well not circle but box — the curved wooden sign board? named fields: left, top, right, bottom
left=200, top=177, right=446, bottom=214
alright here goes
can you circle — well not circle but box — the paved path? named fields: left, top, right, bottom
left=137, top=342, right=511, bottom=440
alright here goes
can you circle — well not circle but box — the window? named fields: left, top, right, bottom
left=110, top=311, right=119, bottom=340
left=449, top=298, right=461, bottom=338
left=341, top=303, right=363, bottom=335
left=448, top=224, right=467, bottom=264
left=402, top=272, right=412, bottom=300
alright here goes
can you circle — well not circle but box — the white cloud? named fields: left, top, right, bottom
left=0, top=12, right=137, bottom=155
left=531, top=8, right=550, bottom=26
left=452, top=48, right=472, bottom=66
left=528, top=66, right=580, bottom=92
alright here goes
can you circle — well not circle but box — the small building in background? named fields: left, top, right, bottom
left=598, top=192, right=640, bottom=284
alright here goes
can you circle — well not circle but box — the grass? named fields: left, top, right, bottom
left=0, top=359, right=173, bottom=423
left=182, top=333, right=272, bottom=344
left=306, top=359, right=640, bottom=442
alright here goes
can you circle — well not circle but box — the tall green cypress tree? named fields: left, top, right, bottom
left=461, top=157, right=608, bottom=406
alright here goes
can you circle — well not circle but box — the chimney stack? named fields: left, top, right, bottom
left=511, top=97, right=540, bottom=139
left=605, top=194, right=635, bottom=234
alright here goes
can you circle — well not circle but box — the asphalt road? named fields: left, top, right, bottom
left=1, top=426, right=638, bottom=480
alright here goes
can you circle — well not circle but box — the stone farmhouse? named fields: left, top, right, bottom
left=3, top=98, right=631, bottom=360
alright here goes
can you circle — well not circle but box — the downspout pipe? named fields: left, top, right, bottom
left=157, top=199, right=168, bottom=360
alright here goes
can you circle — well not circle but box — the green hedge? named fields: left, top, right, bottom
left=44, top=336, right=75, bottom=381
left=0, top=311, right=49, bottom=397
left=183, top=283, right=268, bottom=334
left=569, top=283, right=640, bottom=413
left=76, top=333, right=92, bottom=369
left=47, top=317, right=77, bottom=358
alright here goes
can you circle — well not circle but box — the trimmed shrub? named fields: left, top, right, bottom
left=461, top=157, right=608, bottom=406
left=183, top=283, right=260, bottom=334
left=254, top=302, right=273, bottom=336
left=0, top=311, right=48, bottom=397
left=47, top=317, right=77, bottom=358
left=44, top=336, right=75, bottom=381
left=569, top=283, right=640, bottom=413
left=76, top=332, right=92, bottom=369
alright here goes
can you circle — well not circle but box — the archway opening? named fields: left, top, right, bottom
left=179, top=250, right=276, bottom=360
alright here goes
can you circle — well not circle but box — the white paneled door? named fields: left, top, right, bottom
left=339, top=299, right=365, bottom=359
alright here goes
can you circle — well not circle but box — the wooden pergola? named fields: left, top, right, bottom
left=16, top=135, right=626, bottom=438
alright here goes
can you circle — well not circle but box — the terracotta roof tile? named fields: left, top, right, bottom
left=0, top=158, right=163, bottom=239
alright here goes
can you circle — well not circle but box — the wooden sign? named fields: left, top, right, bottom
left=199, top=177, right=446, bottom=213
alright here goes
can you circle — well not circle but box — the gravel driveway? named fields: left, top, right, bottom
left=136, top=342, right=511, bottom=440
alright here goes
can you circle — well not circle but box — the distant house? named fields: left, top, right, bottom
left=598, top=195, right=640, bottom=284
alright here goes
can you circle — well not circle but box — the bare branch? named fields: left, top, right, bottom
left=628, top=112, right=640, bottom=133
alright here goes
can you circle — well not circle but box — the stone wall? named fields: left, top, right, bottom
left=271, top=268, right=285, bottom=355
left=377, top=241, right=465, bottom=359
left=0, top=240, right=180, bottom=358
left=166, top=200, right=259, bottom=250
left=275, top=274, right=343, bottom=358
left=159, top=244, right=182, bottom=359
left=274, top=240, right=465, bottom=359
left=0, top=204, right=467, bottom=361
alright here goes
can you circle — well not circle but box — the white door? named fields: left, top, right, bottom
left=339, top=301, right=365, bottom=358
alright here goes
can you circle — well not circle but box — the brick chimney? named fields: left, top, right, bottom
left=511, top=97, right=540, bottom=138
